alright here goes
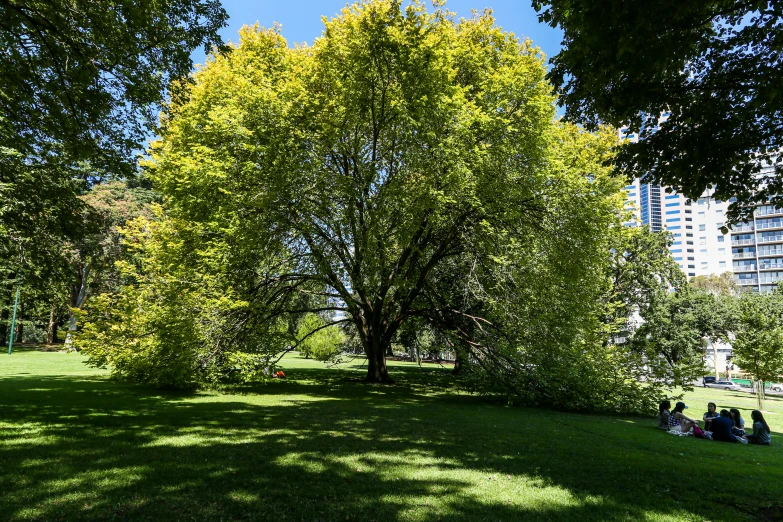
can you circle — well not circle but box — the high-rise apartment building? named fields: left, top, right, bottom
left=624, top=182, right=733, bottom=278
left=727, top=164, right=783, bottom=292
left=623, top=150, right=780, bottom=288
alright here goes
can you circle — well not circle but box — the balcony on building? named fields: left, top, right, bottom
left=733, top=263, right=757, bottom=272
left=758, top=260, right=783, bottom=270
left=754, top=217, right=783, bottom=232
left=757, top=233, right=783, bottom=244
left=755, top=205, right=783, bottom=218
left=758, top=271, right=783, bottom=286
left=736, top=277, right=760, bottom=286
left=756, top=246, right=783, bottom=257
left=731, top=236, right=755, bottom=246
left=730, top=223, right=755, bottom=234
left=733, top=250, right=756, bottom=259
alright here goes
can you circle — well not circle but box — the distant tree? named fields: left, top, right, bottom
left=64, top=181, right=158, bottom=347
left=534, top=1, right=783, bottom=222
left=732, top=289, right=783, bottom=410
left=689, top=272, right=738, bottom=296
left=296, top=313, right=345, bottom=362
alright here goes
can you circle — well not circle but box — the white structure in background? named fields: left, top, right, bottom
left=623, top=180, right=734, bottom=279
left=620, top=126, right=780, bottom=284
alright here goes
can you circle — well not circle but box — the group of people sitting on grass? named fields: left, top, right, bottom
left=657, top=400, right=771, bottom=445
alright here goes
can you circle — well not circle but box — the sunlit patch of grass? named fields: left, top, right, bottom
left=0, top=351, right=782, bottom=521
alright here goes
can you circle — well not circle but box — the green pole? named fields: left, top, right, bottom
left=8, top=284, right=20, bottom=354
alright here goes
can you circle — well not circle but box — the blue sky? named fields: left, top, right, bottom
left=191, top=0, right=563, bottom=67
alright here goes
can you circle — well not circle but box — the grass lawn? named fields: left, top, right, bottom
left=1, top=350, right=782, bottom=521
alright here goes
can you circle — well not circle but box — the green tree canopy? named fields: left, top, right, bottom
left=81, top=0, right=626, bottom=392
left=534, top=1, right=783, bottom=221
left=689, top=272, right=738, bottom=296
left=733, top=288, right=783, bottom=408
left=0, top=0, right=227, bottom=176
left=0, top=0, right=228, bottom=289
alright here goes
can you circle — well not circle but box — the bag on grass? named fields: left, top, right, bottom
left=693, top=426, right=706, bottom=439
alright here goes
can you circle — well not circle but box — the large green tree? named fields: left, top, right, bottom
left=82, top=1, right=626, bottom=388
left=534, top=1, right=783, bottom=221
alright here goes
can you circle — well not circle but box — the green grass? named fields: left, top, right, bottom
left=1, top=350, right=782, bottom=521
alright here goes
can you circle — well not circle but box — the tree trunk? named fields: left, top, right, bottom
left=0, top=307, right=7, bottom=347
left=65, top=264, right=90, bottom=350
left=757, top=380, right=765, bottom=411
left=365, top=339, right=393, bottom=383
left=452, top=349, right=466, bottom=375
left=47, top=306, right=59, bottom=344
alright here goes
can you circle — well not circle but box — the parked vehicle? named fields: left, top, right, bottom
left=702, top=376, right=717, bottom=387
left=705, top=380, right=742, bottom=391
left=771, top=383, right=783, bottom=392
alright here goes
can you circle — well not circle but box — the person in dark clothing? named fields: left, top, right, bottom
left=703, top=402, right=719, bottom=431
left=710, top=410, right=741, bottom=443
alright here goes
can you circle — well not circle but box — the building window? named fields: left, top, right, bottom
left=718, top=248, right=726, bottom=255
left=687, top=241, right=694, bottom=245
left=685, top=218, right=693, bottom=221
left=719, top=261, right=727, bottom=268
left=700, top=249, right=707, bottom=254
left=717, top=236, right=725, bottom=243
left=687, top=249, right=694, bottom=253
left=688, top=265, right=695, bottom=268
left=699, top=224, right=706, bottom=231
left=699, top=237, right=706, bottom=245
left=698, top=211, right=705, bottom=217
left=686, top=226, right=693, bottom=229
left=687, top=257, right=695, bottom=261
left=671, top=249, right=682, bottom=253
left=674, top=257, right=683, bottom=261
left=686, top=233, right=693, bottom=237
left=716, top=209, right=723, bottom=215
left=688, top=272, right=696, bottom=276
left=701, top=262, right=708, bottom=268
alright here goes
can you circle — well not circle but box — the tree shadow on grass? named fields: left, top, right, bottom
left=0, top=373, right=781, bottom=521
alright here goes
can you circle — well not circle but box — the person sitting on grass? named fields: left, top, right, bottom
left=657, top=400, right=671, bottom=430
left=703, top=402, right=719, bottom=431
left=710, top=409, right=746, bottom=444
left=668, top=402, right=701, bottom=434
left=729, top=408, right=746, bottom=437
left=746, top=410, right=771, bottom=445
